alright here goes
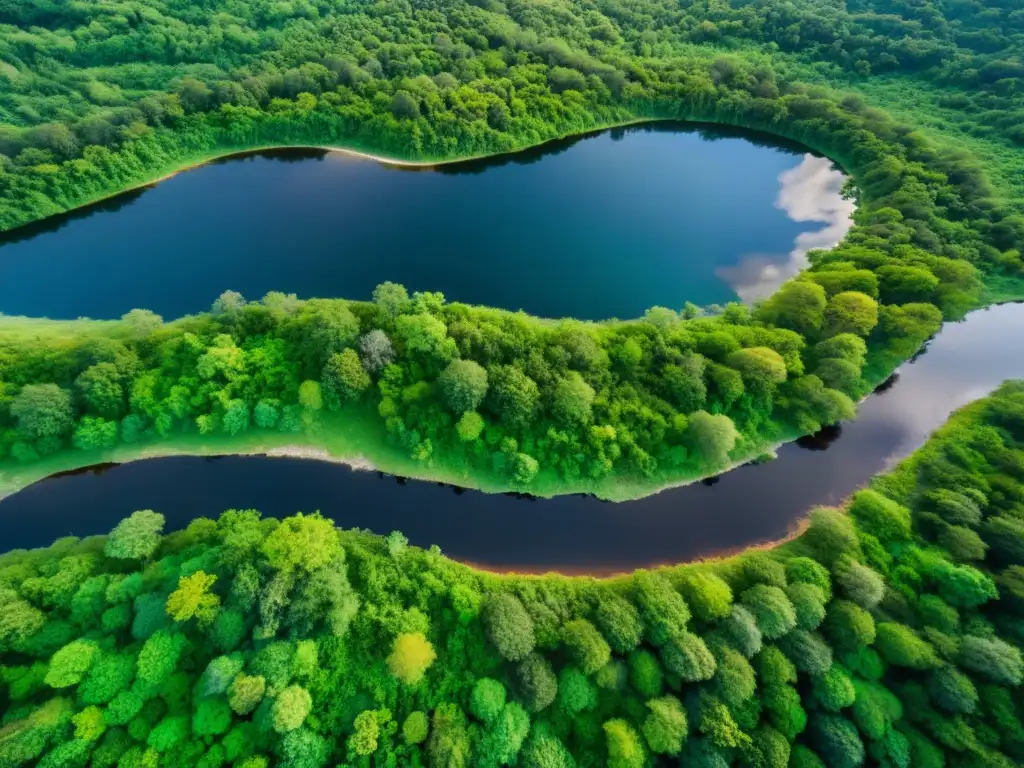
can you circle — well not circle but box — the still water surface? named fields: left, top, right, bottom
left=0, top=124, right=851, bottom=320
left=1, top=303, right=1020, bottom=573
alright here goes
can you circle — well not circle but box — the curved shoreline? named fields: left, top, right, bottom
left=3, top=118, right=658, bottom=237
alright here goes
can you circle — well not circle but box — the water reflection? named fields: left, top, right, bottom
left=1, top=303, right=1021, bottom=573
left=0, top=124, right=842, bottom=321
left=719, top=155, right=855, bottom=301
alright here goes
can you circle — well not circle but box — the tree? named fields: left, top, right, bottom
left=787, top=583, right=827, bottom=630
left=438, top=360, right=488, bottom=413
left=811, top=666, right=855, bottom=711
left=72, top=416, right=119, bottom=450
left=551, top=372, right=595, bottom=426
left=482, top=593, right=535, bottom=661
left=928, top=666, right=978, bottom=714
left=661, top=632, right=716, bottom=682
left=561, top=619, right=611, bottom=674
left=643, top=696, right=687, bottom=755
left=874, top=623, right=940, bottom=670
left=403, top=711, right=429, bottom=745
left=741, top=585, right=797, bottom=640
left=262, top=513, right=340, bottom=574
left=604, top=719, right=645, bottom=768
left=487, top=366, right=539, bottom=428
left=848, top=490, right=911, bottom=543
left=810, top=715, right=864, bottom=768
left=166, top=570, right=220, bottom=625
left=721, top=605, right=763, bottom=657
left=372, top=282, right=410, bottom=319
left=959, top=636, right=1023, bottom=685
left=229, top=674, right=266, bottom=715
left=520, top=728, right=574, bottom=768
left=298, top=380, right=323, bottom=412
left=470, top=678, right=506, bottom=724
left=391, top=90, right=420, bottom=119
left=75, top=363, right=125, bottom=419
left=688, top=411, right=738, bottom=467
left=456, top=411, right=485, bottom=441
left=633, top=571, right=691, bottom=646
left=726, top=347, right=788, bottom=392
left=104, top=510, right=165, bottom=560
left=295, top=300, right=360, bottom=367
left=778, top=630, right=833, bottom=676
left=596, top=594, right=644, bottom=653
left=358, top=330, right=395, bottom=373
left=321, top=349, right=370, bottom=408
left=273, top=685, right=313, bottom=733
left=45, top=639, right=99, bottom=688
left=556, top=666, right=597, bottom=716
left=388, top=632, right=436, bottom=685
left=823, top=601, right=875, bottom=652
left=516, top=653, right=557, bottom=712
left=427, top=703, right=470, bottom=768
left=628, top=649, right=664, bottom=698
left=348, top=710, right=380, bottom=758
left=12, top=384, right=73, bottom=440
left=824, top=292, right=878, bottom=337
left=755, top=281, right=826, bottom=335
left=199, top=656, right=244, bottom=697
left=677, top=570, right=733, bottom=622
left=835, top=558, right=885, bottom=609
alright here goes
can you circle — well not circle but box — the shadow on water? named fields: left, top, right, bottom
left=2, top=303, right=1022, bottom=574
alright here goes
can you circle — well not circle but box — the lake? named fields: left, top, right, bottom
left=2, top=302, right=1020, bottom=573
left=0, top=123, right=852, bottom=321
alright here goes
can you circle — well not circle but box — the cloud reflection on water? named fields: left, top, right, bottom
left=718, top=154, right=855, bottom=302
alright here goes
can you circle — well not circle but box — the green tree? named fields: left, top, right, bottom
left=470, top=678, right=506, bottom=724
left=321, top=349, right=370, bottom=408
left=824, top=292, right=878, bottom=337
left=551, top=372, right=596, bottom=426
left=166, top=570, right=220, bottom=625
left=273, top=685, right=313, bottom=733
left=229, top=674, right=266, bottom=715
left=45, top=639, right=99, bottom=688
left=388, top=632, right=436, bottom=685
left=643, top=695, right=687, bottom=755
left=755, top=280, right=827, bottom=335
left=482, top=593, right=535, bottom=661
left=561, top=619, right=610, bottom=675
left=688, top=411, right=739, bottom=467
left=604, top=719, right=645, bottom=768
left=104, top=510, right=165, bottom=560
left=11, top=383, right=74, bottom=440
left=438, top=359, right=488, bottom=413
left=516, top=653, right=557, bottom=712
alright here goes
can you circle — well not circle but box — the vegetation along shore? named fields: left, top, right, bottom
left=5, top=381, right=1024, bottom=766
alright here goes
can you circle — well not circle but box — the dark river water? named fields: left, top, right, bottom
left=0, top=123, right=851, bottom=321
left=1, top=303, right=1020, bottom=572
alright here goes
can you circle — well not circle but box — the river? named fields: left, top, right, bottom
left=1, top=303, right=1020, bottom=573
left=0, top=123, right=851, bottom=321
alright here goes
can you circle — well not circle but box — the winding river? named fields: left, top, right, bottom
left=0, top=123, right=851, bottom=321
left=1, top=302, right=1021, bottom=572
left=0, top=123, right=1016, bottom=573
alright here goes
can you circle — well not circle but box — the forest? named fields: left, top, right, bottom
left=4, top=378, right=1024, bottom=767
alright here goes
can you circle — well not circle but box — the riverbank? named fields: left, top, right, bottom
left=0, top=404, right=795, bottom=505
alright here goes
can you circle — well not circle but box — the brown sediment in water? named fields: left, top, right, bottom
left=460, top=516, right=813, bottom=579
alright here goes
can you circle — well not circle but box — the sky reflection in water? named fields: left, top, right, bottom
left=719, top=154, right=855, bottom=301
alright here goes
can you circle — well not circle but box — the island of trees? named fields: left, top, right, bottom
left=4, top=379, right=1024, bottom=767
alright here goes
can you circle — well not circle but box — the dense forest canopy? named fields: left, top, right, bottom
left=4, top=381, right=1024, bottom=767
